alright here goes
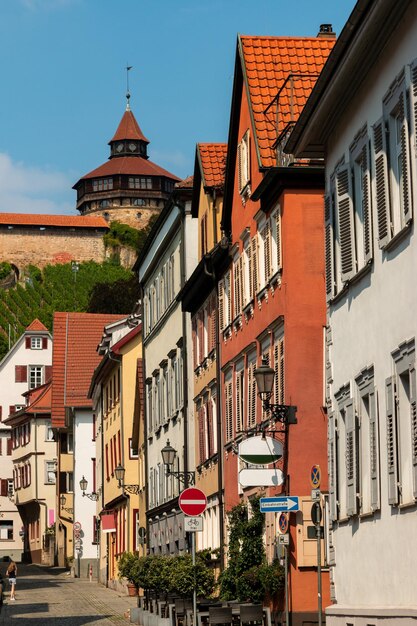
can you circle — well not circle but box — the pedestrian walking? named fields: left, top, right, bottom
left=6, top=560, right=17, bottom=600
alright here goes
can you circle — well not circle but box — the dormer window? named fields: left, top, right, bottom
left=129, top=177, right=152, bottom=190
left=31, top=337, right=42, bottom=350
left=93, top=178, right=113, bottom=192
left=238, top=130, right=251, bottom=198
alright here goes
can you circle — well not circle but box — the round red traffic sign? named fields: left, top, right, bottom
left=179, top=487, right=207, bottom=516
left=278, top=513, right=289, bottom=534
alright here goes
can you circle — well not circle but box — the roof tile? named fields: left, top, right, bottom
left=110, top=110, right=150, bottom=144
left=77, top=156, right=180, bottom=183
left=26, top=319, right=49, bottom=332
left=240, top=35, right=335, bottom=167
left=0, top=213, right=109, bottom=229
left=198, top=143, right=227, bottom=188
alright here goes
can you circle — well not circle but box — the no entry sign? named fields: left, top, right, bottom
left=179, top=487, right=207, bottom=516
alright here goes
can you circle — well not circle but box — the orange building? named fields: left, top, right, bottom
left=219, top=32, right=335, bottom=624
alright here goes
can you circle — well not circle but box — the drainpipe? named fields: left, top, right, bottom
left=139, top=282, right=150, bottom=557
left=180, top=204, right=190, bottom=487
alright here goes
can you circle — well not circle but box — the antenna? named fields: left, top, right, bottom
left=125, top=63, right=133, bottom=110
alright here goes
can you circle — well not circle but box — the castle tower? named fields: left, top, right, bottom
left=73, top=102, right=180, bottom=229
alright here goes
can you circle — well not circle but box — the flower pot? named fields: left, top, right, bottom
left=128, top=583, right=138, bottom=597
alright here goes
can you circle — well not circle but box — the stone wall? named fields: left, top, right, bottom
left=84, top=206, right=159, bottom=230
left=0, top=227, right=107, bottom=271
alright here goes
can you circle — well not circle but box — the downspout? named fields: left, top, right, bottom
left=34, top=414, right=48, bottom=545
left=180, top=205, right=190, bottom=485
left=212, top=188, right=218, bottom=246
left=139, top=283, right=150, bottom=556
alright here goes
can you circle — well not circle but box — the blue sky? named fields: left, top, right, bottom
left=0, top=0, right=354, bottom=215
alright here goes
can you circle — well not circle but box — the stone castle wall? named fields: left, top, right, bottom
left=84, top=206, right=160, bottom=230
left=0, top=228, right=107, bottom=270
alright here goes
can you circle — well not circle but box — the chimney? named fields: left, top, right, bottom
left=317, top=24, right=336, bottom=39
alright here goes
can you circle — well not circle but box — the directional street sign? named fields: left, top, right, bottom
left=179, top=487, right=207, bottom=516
left=260, top=496, right=299, bottom=513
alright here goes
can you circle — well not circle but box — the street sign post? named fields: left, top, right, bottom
left=260, top=496, right=299, bottom=513
left=179, top=487, right=207, bottom=517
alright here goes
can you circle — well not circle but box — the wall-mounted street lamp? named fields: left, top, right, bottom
left=161, top=440, right=195, bottom=486
left=60, top=493, right=74, bottom=515
left=254, top=358, right=297, bottom=428
left=79, top=476, right=99, bottom=501
left=114, top=464, right=140, bottom=495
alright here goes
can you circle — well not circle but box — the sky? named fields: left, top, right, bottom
left=0, top=0, right=354, bottom=215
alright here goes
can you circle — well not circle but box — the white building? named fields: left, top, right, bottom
left=288, top=1, right=417, bottom=624
left=0, top=319, right=52, bottom=560
left=135, top=179, right=197, bottom=553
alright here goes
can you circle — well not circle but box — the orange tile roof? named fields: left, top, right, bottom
left=175, top=175, right=194, bottom=189
left=24, top=382, right=52, bottom=414
left=51, top=312, right=127, bottom=427
left=26, top=319, right=48, bottom=332
left=0, top=213, right=109, bottom=229
left=110, top=109, right=149, bottom=144
left=239, top=35, right=335, bottom=167
left=198, top=144, right=227, bottom=188
left=77, top=156, right=180, bottom=183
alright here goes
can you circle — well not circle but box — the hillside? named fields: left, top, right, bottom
left=0, top=260, right=138, bottom=360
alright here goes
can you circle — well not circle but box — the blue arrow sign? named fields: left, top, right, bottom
left=260, top=496, right=299, bottom=513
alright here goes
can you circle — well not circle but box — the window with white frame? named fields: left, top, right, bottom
left=387, top=339, right=417, bottom=506
left=29, top=366, right=43, bottom=389
left=333, top=384, right=353, bottom=520
left=45, top=421, right=54, bottom=442
left=233, top=254, right=244, bottom=319
left=238, top=130, right=250, bottom=196
left=355, top=366, right=379, bottom=514
left=219, top=271, right=232, bottom=331
left=45, top=461, right=56, bottom=485
left=31, top=337, right=42, bottom=350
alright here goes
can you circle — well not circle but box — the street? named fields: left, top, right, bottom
left=0, top=563, right=137, bottom=625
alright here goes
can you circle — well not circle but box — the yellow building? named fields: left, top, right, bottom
left=179, top=144, right=228, bottom=561
left=90, top=320, right=144, bottom=590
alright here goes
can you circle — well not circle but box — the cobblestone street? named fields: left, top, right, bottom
left=0, top=563, right=137, bottom=625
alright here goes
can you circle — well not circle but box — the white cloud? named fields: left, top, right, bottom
left=0, top=153, right=75, bottom=215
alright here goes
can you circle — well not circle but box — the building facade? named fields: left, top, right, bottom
left=288, top=0, right=417, bottom=623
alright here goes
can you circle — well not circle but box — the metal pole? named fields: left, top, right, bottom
left=285, top=545, right=289, bottom=626
left=316, top=524, right=322, bottom=626
left=192, top=532, right=197, bottom=626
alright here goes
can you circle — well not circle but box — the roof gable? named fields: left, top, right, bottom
left=26, top=319, right=48, bottom=332
left=110, top=109, right=149, bottom=144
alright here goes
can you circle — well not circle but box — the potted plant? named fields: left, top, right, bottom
left=118, top=551, right=139, bottom=596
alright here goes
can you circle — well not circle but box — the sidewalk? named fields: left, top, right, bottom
left=0, top=563, right=138, bottom=625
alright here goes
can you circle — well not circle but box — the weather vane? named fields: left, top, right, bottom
left=126, top=63, right=133, bottom=110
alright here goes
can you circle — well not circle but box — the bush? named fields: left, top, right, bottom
left=118, top=552, right=139, bottom=586
left=0, top=262, right=12, bottom=281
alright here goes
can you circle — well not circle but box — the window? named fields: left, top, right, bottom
left=45, top=421, right=54, bottom=442
left=128, top=177, right=152, bottom=190
left=93, top=178, right=113, bottom=192
left=225, top=370, right=233, bottom=442
left=247, top=354, right=257, bottom=429
left=387, top=339, right=417, bottom=505
left=356, top=367, right=379, bottom=514
left=31, top=337, right=42, bottom=350
left=273, top=333, right=284, bottom=406
left=129, top=438, right=139, bottom=460
left=238, top=130, right=250, bottom=196
left=146, top=380, right=153, bottom=432
left=0, top=521, right=13, bottom=540
left=29, top=366, right=43, bottom=389
left=233, top=254, right=244, bottom=319
left=218, top=271, right=231, bottom=331
left=45, top=461, right=56, bottom=485
left=235, top=363, right=244, bottom=434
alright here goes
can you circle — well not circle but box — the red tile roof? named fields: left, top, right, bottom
left=110, top=109, right=149, bottom=144
left=239, top=35, right=335, bottom=167
left=24, top=382, right=52, bottom=414
left=198, top=143, right=227, bottom=188
left=0, top=213, right=109, bottom=229
left=26, top=319, right=48, bottom=332
left=77, top=156, right=180, bottom=183
left=51, top=313, right=126, bottom=427
left=175, top=175, right=194, bottom=189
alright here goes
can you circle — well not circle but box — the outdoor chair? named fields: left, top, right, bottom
left=239, top=605, right=264, bottom=626
left=208, top=606, right=233, bottom=626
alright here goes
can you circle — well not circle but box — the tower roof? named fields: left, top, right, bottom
left=109, top=109, right=149, bottom=145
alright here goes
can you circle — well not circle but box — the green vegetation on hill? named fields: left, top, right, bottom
left=0, top=260, right=137, bottom=360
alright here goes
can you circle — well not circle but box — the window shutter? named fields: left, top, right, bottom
left=225, top=379, right=233, bottom=441
left=236, top=373, right=242, bottom=434
left=336, top=166, right=355, bottom=282
left=218, top=280, right=225, bottom=332
left=275, top=210, right=282, bottom=271
left=345, top=399, right=358, bottom=516
left=251, top=235, right=258, bottom=298
left=25, top=337, right=31, bottom=349
left=0, top=406, right=2, bottom=421
left=237, top=141, right=242, bottom=193
left=45, top=366, right=52, bottom=382
left=7, top=438, right=12, bottom=455
left=245, top=242, right=252, bottom=305
left=411, top=61, right=417, bottom=158
left=234, top=259, right=240, bottom=317
left=399, top=91, right=412, bottom=224
left=361, top=144, right=373, bottom=264
left=0, top=480, right=7, bottom=497
left=328, top=411, right=338, bottom=522
left=209, top=296, right=216, bottom=352
left=410, top=366, right=417, bottom=499
left=9, top=406, right=16, bottom=416
left=248, top=362, right=257, bottom=428
left=199, top=406, right=206, bottom=463
left=15, top=365, right=27, bottom=383
left=373, top=118, right=391, bottom=248
left=386, top=376, right=399, bottom=505
left=227, top=272, right=232, bottom=326
left=264, top=222, right=271, bottom=283
left=42, top=337, right=48, bottom=350
left=324, top=195, right=335, bottom=300
left=239, top=256, right=244, bottom=312
left=369, top=386, right=380, bottom=511
left=207, top=400, right=214, bottom=458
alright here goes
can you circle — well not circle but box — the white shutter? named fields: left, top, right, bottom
left=251, top=235, right=259, bottom=298
left=386, top=376, right=399, bottom=505
left=239, top=256, right=244, bottom=312
left=247, top=361, right=257, bottom=428
left=411, top=60, right=417, bottom=158
left=361, top=144, right=373, bottom=264
left=328, top=411, right=338, bottom=522
left=236, top=372, right=243, bottom=434
left=324, top=194, right=335, bottom=300
left=263, top=222, right=271, bottom=283
left=345, top=399, right=358, bottom=516
left=274, top=209, right=282, bottom=272
left=398, top=90, right=412, bottom=225
left=373, top=118, right=391, bottom=248
left=226, top=271, right=232, bottom=326
left=369, top=386, right=380, bottom=511
left=218, top=279, right=225, bottom=331
left=336, top=166, right=355, bottom=282
left=227, top=380, right=233, bottom=441
left=410, top=366, right=417, bottom=499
